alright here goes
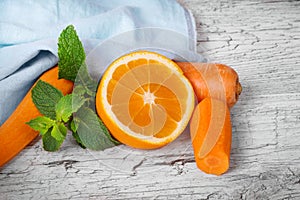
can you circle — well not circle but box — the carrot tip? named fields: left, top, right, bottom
left=196, top=154, right=229, bottom=175
left=237, top=82, right=242, bottom=96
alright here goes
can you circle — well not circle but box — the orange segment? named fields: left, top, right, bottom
left=96, top=51, right=195, bottom=149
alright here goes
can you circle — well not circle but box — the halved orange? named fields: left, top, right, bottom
left=96, top=51, right=195, bottom=149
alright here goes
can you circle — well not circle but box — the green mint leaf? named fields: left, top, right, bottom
left=72, top=93, right=87, bottom=113
left=73, top=85, right=87, bottom=97
left=75, top=65, right=98, bottom=97
left=69, top=119, right=86, bottom=148
left=51, top=123, right=67, bottom=142
left=69, top=119, right=78, bottom=133
left=58, top=25, right=85, bottom=82
left=99, top=119, right=121, bottom=145
left=32, top=80, right=63, bottom=119
left=26, top=116, right=55, bottom=135
left=72, top=85, right=90, bottom=108
left=42, top=128, right=65, bottom=152
left=72, top=132, right=86, bottom=149
left=56, top=94, right=73, bottom=122
left=56, top=93, right=86, bottom=122
left=74, top=107, right=118, bottom=150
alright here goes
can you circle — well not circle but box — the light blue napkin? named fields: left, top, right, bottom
left=0, top=0, right=198, bottom=125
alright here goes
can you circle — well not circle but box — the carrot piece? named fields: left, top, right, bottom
left=176, top=62, right=242, bottom=108
left=0, top=66, right=73, bottom=167
left=190, top=97, right=232, bottom=175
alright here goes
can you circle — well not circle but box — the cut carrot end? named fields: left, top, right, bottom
left=196, top=153, right=229, bottom=176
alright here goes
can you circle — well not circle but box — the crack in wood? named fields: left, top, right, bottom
left=43, top=159, right=79, bottom=171
left=170, top=158, right=195, bottom=166
left=131, top=158, right=146, bottom=176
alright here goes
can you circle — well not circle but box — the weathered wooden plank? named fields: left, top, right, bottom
left=1, top=0, right=300, bottom=199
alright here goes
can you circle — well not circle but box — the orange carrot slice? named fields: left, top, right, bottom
left=190, top=97, right=232, bottom=175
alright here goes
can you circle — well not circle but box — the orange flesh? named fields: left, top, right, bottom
left=107, top=59, right=185, bottom=138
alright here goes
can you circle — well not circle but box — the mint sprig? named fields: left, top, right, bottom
left=27, top=24, right=120, bottom=151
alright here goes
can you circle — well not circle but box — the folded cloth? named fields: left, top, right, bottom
left=0, top=0, right=199, bottom=125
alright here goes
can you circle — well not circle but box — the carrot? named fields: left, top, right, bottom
left=176, top=62, right=240, bottom=175
left=190, top=97, right=231, bottom=175
left=0, top=66, right=73, bottom=167
left=176, top=62, right=242, bottom=108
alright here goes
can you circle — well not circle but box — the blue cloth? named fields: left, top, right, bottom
left=0, top=0, right=198, bottom=125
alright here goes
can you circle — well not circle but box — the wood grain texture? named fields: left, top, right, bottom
left=1, top=0, right=300, bottom=199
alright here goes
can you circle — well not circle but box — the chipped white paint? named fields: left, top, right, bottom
left=1, top=0, right=300, bottom=199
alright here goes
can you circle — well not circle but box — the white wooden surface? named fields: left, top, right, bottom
left=1, top=0, right=300, bottom=199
